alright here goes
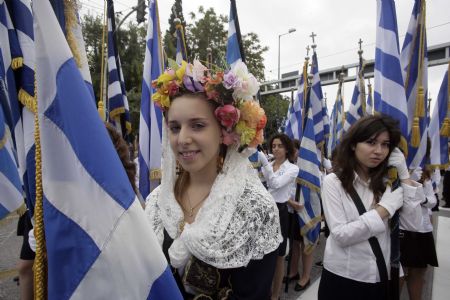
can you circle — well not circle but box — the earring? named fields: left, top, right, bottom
left=217, top=155, right=224, bottom=174
left=176, top=160, right=184, bottom=176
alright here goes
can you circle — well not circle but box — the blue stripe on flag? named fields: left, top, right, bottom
left=375, top=48, right=404, bottom=87
left=43, top=196, right=100, bottom=300
left=147, top=266, right=183, bottom=299
left=44, top=59, right=135, bottom=210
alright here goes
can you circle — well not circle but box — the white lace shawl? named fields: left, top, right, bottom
left=145, top=145, right=282, bottom=269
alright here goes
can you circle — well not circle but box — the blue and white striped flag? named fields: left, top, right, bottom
left=344, top=61, right=366, bottom=132
left=374, top=0, right=408, bottom=152
left=310, top=51, right=325, bottom=149
left=400, top=0, right=428, bottom=169
left=296, top=97, right=322, bottom=254
left=328, top=81, right=344, bottom=155
left=0, top=61, right=22, bottom=220
left=139, top=0, right=164, bottom=199
left=175, top=20, right=187, bottom=65
left=33, top=0, right=182, bottom=298
left=226, top=0, right=244, bottom=65
left=322, top=94, right=330, bottom=158
left=429, top=68, right=449, bottom=169
left=9, top=0, right=37, bottom=216
left=107, top=0, right=131, bottom=139
left=284, top=61, right=307, bottom=140
left=0, top=0, right=22, bottom=156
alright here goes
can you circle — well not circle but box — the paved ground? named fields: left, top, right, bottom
left=1, top=203, right=448, bottom=299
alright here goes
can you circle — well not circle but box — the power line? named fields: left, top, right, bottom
left=266, top=20, right=450, bottom=74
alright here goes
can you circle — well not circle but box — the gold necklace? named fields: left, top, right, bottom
left=182, top=192, right=208, bottom=217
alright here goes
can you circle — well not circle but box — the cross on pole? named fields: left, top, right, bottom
left=358, top=38, right=363, bottom=51
left=306, top=45, right=310, bottom=57
left=310, top=32, right=317, bottom=44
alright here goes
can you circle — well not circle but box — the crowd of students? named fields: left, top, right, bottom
left=13, top=58, right=443, bottom=300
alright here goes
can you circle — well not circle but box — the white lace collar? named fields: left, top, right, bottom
left=146, top=127, right=281, bottom=269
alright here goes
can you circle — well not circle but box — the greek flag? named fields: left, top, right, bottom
left=310, top=51, right=325, bottom=149
left=366, top=80, right=374, bottom=115
left=374, top=0, right=408, bottom=151
left=296, top=97, right=322, bottom=254
left=344, top=61, right=366, bottom=132
left=429, top=68, right=449, bottom=169
left=33, top=0, right=182, bottom=298
left=322, top=95, right=330, bottom=158
left=48, top=0, right=94, bottom=99
left=226, top=0, right=244, bottom=65
left=284, top=61, right=307, bottom=140
left=175, top=21, right=187, bottom=65
left=107, top=0, right=131, bottom=139
left=139, top=0, right=164, bottom=198
left=400, top=0, right=428, bottom=169
left=0, top=58, right=22, bottom=220
left=8, top=0, right=37, bottom=216
left=0, top=0, right=22, bottom=156
left=328, top=81, right=344, bottom=155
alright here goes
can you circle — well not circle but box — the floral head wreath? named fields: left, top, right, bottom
left=152, top=59, right=266, bottom=149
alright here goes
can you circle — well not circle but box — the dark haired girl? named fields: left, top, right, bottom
left=318, top=115, right=421, bottom=300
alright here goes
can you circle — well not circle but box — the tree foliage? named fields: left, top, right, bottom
left=82, top=14, right=145, bottom=134
left=260, top=94, right=290, bottom=141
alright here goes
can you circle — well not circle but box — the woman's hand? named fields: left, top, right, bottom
left=388, top=147, right=409, bottom=180
left=288, top=199, right=304, bottom=211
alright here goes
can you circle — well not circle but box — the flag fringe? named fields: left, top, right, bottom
left=440, top=117, right=449, bottom=137
left=11, top=57, right=23, bottom=70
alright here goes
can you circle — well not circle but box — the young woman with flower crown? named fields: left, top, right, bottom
left=145, top=60, right=282, bottom=299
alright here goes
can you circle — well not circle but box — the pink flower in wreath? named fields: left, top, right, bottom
left=221, top=129, right=240, bottom=146
left=215, top=105, right=240, bottom=129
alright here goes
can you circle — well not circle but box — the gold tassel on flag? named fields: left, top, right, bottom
left=415, top=86, right=426, bottom=117
left=411, top=117, right=421, bottom=147
left=97, top=100, right=105, bottom=121
left=440, top=117, right=449, bottom=137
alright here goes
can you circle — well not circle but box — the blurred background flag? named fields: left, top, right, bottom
left=374, top=0, right=408, bottom=153
left=139, top=0, right=164, bottom=198
left=107, top=0, right=131, bottom=140
left=428, top=65, right=449, bottom=169
left=344, top=43, right=366, bottom=133
left=0, top=58, right=22, bottom=221
left=284, top=58, right=308, bottom=141
left=328, top=73, right=345, bottom=156
left=33, top=0, right=182, bottom=298
left=9, top=0, right=37, bottom=216
left=174, top=17, right=187, bottom=65
left=226, top=0, right=245, bottom=65
left=400, top=0, right=428, bottom=169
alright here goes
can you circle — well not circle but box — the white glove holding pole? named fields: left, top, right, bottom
left=28, top=229, right=36, bottom=253
left=409, top=167, right=423, bottom=182
left=378, top=185, right=404, bottom=217
left=258, top=151, right=269, bottom=167
left=388, top=147, right=409, bottom=180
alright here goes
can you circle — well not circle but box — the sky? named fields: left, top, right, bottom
left=82, top=0, right=450, bottom=111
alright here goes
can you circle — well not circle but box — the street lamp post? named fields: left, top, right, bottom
left=276, top=28, right=295, bottom=132
left=277, top=28, right=296, bottom=81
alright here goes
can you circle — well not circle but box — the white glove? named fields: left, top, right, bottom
left=28, top=229, right=36, bottom=253
left=388, top=148, right=409, bottom=180
left=378, top=185, right=404, bottom=217
left=258, top=151, right=269, bottom=167
left=409, top=168, right=423, bottom=181
left=323, top=158, right=332, bottom=170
